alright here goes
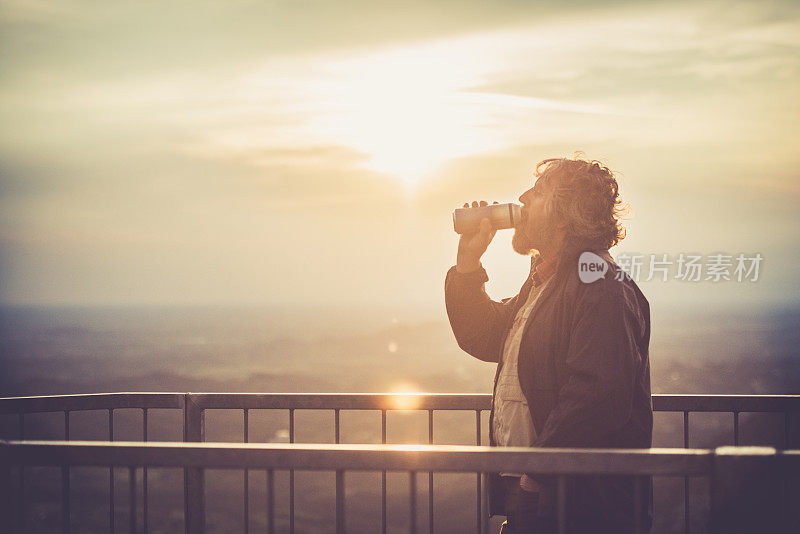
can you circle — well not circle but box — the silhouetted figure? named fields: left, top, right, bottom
left=445, top=156, right=653, bottom=534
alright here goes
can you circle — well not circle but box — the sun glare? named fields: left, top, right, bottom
left=390, top=444, right=433, bottom=452
left=389, top=382, right=423, bottom=410
left=193, top=26, right=629, bottom=189
left=304, top=40, right=515, bottom=186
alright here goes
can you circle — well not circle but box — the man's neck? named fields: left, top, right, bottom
left=537, top=232, right=565, bottom=264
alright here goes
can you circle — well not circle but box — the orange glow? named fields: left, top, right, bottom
left=389, top=382, right=423, bottom=410
left=390, top=444, right=434, bottom=452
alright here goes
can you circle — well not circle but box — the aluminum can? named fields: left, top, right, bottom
left=452, top=202, right=521, bottom=234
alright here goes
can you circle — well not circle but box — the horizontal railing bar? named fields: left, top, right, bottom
left=188, top=393, right=492, bottom=411
left=1, top=440, right=714, bottom=476
left=2, top=393, right=799, bottom=415
left=781, top=450, right=800, bottom=465
left=0, top=393, right=185, bottom=414
left=652, top=394, right=800, bottom=412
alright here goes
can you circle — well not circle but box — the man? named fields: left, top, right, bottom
left=445, top=156, right=653, bottom=533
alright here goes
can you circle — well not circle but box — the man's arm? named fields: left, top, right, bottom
left=445, top=202, right=519, bottom=363
left=532, top=278, right=644, bottom=447
left=445, top=264, right=521, bottom=363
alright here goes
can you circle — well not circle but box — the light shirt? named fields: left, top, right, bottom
left=493, top=278, right=550, bottom=447
left=493, top=255, right=555, bottom=477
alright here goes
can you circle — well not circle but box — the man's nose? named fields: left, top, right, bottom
left=519, top=188, right=533, bottom=204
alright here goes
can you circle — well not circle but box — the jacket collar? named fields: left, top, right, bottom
left=532, top=236, right=611, bottom=283
left=530, top=253, right=557, bottom=286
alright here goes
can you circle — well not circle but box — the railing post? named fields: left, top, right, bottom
left=184, top=394, right=206, bottom=534
left=710, top=446, right=780, bottom=534
left=1, top=441, right=11, bottom=533
left=334, top=409, right=345, bottom=534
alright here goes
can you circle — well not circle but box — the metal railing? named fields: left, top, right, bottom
left=1, top=393, right=798, bottom=534
left=2, top=440, right=799, bottom=534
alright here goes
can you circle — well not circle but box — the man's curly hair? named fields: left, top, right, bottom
left=535, top=155, right=628, bottom=251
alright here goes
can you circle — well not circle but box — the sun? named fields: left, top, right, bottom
left=221, top=28, right=616, bottom=188
left=305, top=40, right=507, bottom=186
left=389, top=382, right=423, bottom=410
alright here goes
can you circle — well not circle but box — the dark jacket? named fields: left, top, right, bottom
left=445, top=237, right=653, bottom=533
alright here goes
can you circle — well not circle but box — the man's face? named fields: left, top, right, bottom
left=512, top=177, right=554, bottom=256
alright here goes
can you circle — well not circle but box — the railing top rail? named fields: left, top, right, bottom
left=651, top=394, right=800, bottom=412
left=0, top=440, right=715, bottom=475
left=0, top=392, right=185, bottom=414
left=1, top=392, right=798, bottom=414
left=188, top=392, right=491, bottom=410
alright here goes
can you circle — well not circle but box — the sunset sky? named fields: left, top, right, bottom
left=1, top=0, right=798, bottom=310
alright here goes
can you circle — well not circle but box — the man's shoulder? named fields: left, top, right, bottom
left=561, top=249, right=649, bottom=310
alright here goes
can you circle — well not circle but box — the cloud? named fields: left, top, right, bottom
left=0, top=0, right=630, bottom=85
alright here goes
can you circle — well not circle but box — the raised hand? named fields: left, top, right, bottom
left=456, top=200, right=498, bottom=273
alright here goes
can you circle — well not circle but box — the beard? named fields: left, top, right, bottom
left=512, top=226, right=536, bottom=256
left=512, top=216, right=557, bottom=256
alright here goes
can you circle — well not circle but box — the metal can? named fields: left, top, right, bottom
left=452, top=202, right=522, bottom=234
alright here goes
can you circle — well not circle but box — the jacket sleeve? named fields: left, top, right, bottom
left=444, top=265, right=521, bottom=363
left=531, top=278, right=644, bottom=447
